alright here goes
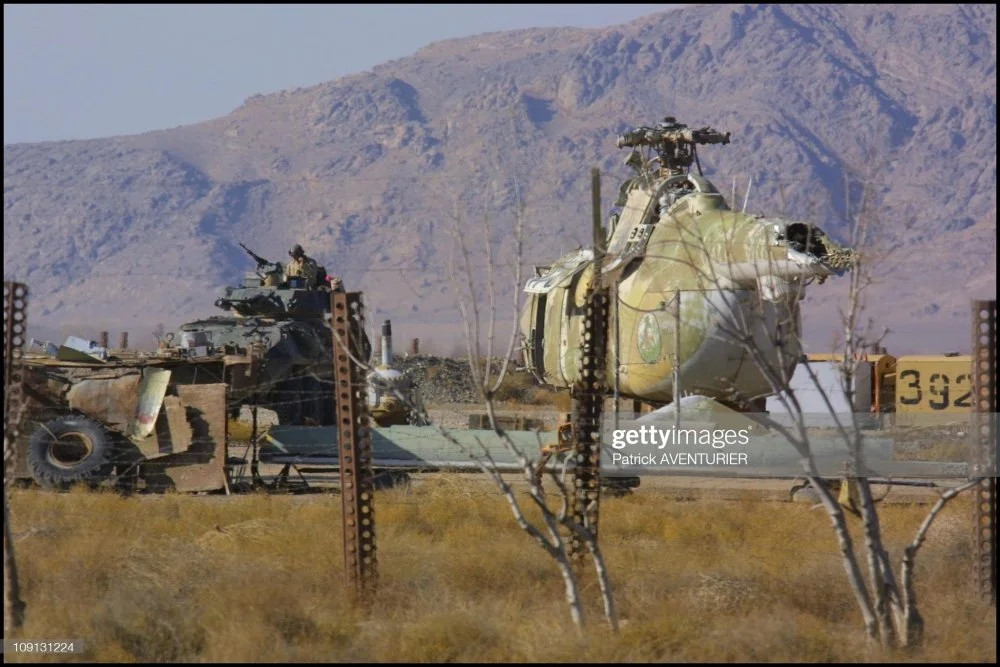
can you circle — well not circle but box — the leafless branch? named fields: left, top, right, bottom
left=331, top=160, right=619, bottom=632
left=897, top=478, right=985, bottom=646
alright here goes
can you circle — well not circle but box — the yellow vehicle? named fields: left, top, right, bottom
left=804, top=352, right=897, bottom=414
left=892, top=354, right=972, bottom=424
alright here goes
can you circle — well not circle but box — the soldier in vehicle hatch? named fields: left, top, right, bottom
left=284, top=244, right=319, bottom=286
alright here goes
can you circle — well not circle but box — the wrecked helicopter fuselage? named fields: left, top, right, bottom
left=519, top=117, right=855, bottom=408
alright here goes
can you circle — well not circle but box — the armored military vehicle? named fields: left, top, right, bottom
left=158, top=244, right=371, bottom=426
left=13, top=247, right=370, bottom=490
left=520, top=116, right=854, bottom=409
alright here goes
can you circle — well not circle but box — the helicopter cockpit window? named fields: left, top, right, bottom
left=656, top=177, right=698, bottom=218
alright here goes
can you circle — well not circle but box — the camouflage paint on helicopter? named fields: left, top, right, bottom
left=519, top=117, right=854, bottom=407
left=636, top=312, right=662, bottom=364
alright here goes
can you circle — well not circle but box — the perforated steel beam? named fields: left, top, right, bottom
left=971, top=299, right=996, bottom=606
left=570, top=286, right=609, bottom=561
left=331, top=291, right=377, bottom=603
left=567, top=168, right=610, bottom=562
left=3, top=281, right=29, bottom=631
left=3, top=282, right=28, bottom=440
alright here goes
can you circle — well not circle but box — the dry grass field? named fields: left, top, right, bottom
left=4, top=480, right=996, bottom=663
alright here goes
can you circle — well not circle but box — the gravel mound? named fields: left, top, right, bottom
left=392, top=355, right=513, bottom=404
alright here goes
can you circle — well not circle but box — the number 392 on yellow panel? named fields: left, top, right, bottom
left=894, top=356, right=972, bottom=414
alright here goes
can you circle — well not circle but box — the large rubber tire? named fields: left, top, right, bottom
left=26, top=415, right=116, bottom=489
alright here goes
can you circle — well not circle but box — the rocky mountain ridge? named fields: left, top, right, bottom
left=4, top=4, right=996, bottom=354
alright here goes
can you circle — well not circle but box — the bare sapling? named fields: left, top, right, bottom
left=664, top=161, right=987, bottom=649
left=332, top=112, right=619, bottom=632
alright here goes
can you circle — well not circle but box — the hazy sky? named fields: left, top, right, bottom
left=4, top=4, right=680, bottom=144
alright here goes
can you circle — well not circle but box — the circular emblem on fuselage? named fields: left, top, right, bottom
left=637, top=312, right=661, bottom=364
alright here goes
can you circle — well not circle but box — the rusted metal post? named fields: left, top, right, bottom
left=119, top=331, right=129, bottom=350
left=591, top=167, right=605, bottom=253
left=331, top=291, right=378, bottom=604
left=247, top=343, right=263, bottom=487
left=569, top=168, right=608, bottom=562
left=99, top=331, right=109, bottom=349
left=410, top=338, right=419, bottom=356
left=3, top=281, right=29, bottom=632
left=570, top=287, right=608, bottom=561
left=972, top=299, right=997, bottom=606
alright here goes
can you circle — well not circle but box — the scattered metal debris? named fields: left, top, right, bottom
left=29, top=335, right=108, bottom=362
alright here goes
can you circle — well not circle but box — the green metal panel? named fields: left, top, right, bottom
left=261, top=424, right=556, bottom=469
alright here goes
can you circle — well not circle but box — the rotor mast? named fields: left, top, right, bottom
left=616, top=116, right=731, bottom=178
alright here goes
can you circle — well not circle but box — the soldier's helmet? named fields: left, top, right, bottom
left=289, top=244, right=305, bottom=259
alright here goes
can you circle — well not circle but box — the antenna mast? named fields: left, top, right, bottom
left=742, top=177, right=753, bottom=213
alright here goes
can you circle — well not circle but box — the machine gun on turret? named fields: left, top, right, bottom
left=239, top=242, right=284, bottom=285
left=240, top=242, right=274, bottom=269
left=617, top=116, right=731, bottom=178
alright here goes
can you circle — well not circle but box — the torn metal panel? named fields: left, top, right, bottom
left=126, top=369, right=172, bottom=442
left=140, top=383, right=227, bottom=493
left=29, top=338, right=60, bottom=357
left=161, top=396, right=193, bottom=454
left=261, top=425, right=556, bottom=470
left=133, top=395, right=195, bottom=460
left=66, top=374, right=142, bottom=429
left=605, top=185, right=655, bottom=259
left=524, top=248, right=593, bottom=294
left=602, top=222, right=655, bottom=277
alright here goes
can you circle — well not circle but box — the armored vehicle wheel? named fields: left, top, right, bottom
left=26, top=415, right=116, bottom=489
